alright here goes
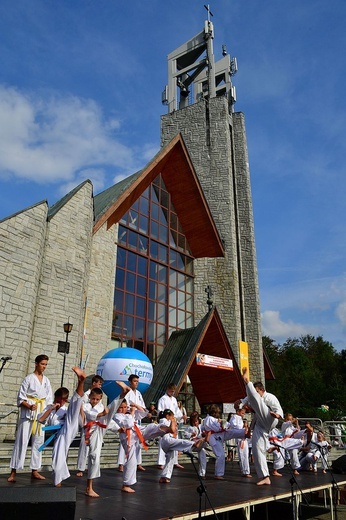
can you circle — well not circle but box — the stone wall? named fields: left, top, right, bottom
left=83, top=221, right=118, bottom=376
left=0, top=202, right=48, bottom=439
left=30, top=182, right=94, bottom=393
left=161, top=96, right=263, bottom=380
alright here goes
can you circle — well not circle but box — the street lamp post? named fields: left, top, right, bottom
left=60, top=319, right=73, bottom=387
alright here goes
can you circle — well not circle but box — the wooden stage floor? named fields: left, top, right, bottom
left=1, top=461, right=346, bottom=520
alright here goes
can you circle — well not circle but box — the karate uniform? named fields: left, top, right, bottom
left=159, top=418, right=199, bottom=480
left=77, top=390, right=104, bottom=473
left=117, top=388, right=147, bottom=466
left=10, top=373, right=53, bottom=471
left=244, top=382, right=283, bottom=479
left=85, top=397, right=121, bottom=480
left=156, top=393, right=182, bottom=466
left=39, top=391, right=83, bottom=485
left=202, top=415, right=245, bottom=477
left=268, top=428, right=303, bottom=471
left=183, top=424, right=207, bottom=477
left=229, top=414, right=250, bottom=475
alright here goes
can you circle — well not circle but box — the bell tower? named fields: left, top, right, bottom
left=161, top=8, right=264, bottom=380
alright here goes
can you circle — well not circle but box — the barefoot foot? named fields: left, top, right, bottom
left=159, top=477, right=170, bottom=483
left=85, top=489, right=99, bottom=497
left=271, top=470, right=282, bottom=477
left=257, top=477, right=271, bottom=486
left=122, top=485, right=135, bottom=493
left=76, top=471, right=84, bottom=477
left=31, top=471, right=45, bottom=480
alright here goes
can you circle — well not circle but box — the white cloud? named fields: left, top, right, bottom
left=261, top=310, right=312, bottom=340
left=0, top=85, right=137, bottom=185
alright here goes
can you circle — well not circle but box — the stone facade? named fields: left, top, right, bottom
left=161, top=97, right=263, bottom=380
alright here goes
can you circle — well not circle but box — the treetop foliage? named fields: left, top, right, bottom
left=263, top=335, right=346, bottom=420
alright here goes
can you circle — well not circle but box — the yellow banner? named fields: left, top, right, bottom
left=239, top=341, right=249, bottom=380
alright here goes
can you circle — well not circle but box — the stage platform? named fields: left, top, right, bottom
left=1, top=462, right=346, bottom=520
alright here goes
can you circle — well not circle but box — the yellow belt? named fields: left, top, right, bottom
left=27, top=395, right=46, bottom=436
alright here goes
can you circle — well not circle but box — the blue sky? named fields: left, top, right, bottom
left=1, top=1, right=345, bottom=351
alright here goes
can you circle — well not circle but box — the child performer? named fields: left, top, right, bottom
left=38, top=366, right=86, bottom=486
left=82, top=381, right=129, bottom=497
left=202, top=404, right=247, bottom=480
left=183, top=412, right=207, bottom=478
left=113, top=401, right=174, bottom=493
left=300, top=431, right=331, bottom=473
left=8, top=354, right=53, bottom=482
left=159, top=409, right=206, bottom=484
left=76, top=374, right=105, bottom=477
left=267, top=427, right=304, bottom=476
left=228, top=404, right=252, bottom=478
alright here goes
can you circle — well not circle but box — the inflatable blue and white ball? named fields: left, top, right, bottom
left=96, top=347, right=153, bottom=402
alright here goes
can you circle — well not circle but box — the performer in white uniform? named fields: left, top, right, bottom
left=76, top=375, right=104, bottom=477
left=202, top=404, right=246, bottom=479
left=114, top=401, right=174, bottom=492
left=159, top=410, right=205, bottom=483
left=228, top=405, right=252, bottom=477
left=242, top=367, right=283, bottom=486
left=117, top=374, right=150, bottom=472
left=38, top=366, right=86, bottom=486
left=82, top=382, right=129, bottom=497
left=182, top=412, right=207, bottom=478
left=157, top=383, right=183, bottom=468
left=8, top=354, right=53, bottom=482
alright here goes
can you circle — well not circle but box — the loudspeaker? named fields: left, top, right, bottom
left=332, top=454, right=346, bottom=474
left=0, top=486, right=76, bottom=519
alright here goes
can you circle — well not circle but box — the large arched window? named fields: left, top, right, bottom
left=112, top=174, right=194, bottom=364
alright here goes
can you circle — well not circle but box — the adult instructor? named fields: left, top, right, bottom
left=242, top=367, right=283, bottom=485
left=8, top=354, right=53, bottom=482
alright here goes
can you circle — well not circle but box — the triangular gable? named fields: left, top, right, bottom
left=143, top=307, right=246, bottom=406
left=93, top=134, right=224, bottom=258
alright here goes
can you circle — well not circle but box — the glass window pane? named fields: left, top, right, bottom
left=127, top=251, right=137, bottom=272
left=178, top=290, right=185, bottom=309
left=136, top=296, right=146, bottom=317
left=114, top=290, right=124, bottom=311
left=156, top=323, right=166, bottom=344
left=186, top=293, right=193, bottom=313
left=160, top=190, right=169, bottom=209
left=149, top=281, right=156, bottom=299
left=157, top=264, right=167, bottom=283
left=138, top=235, right=148, bottom=254
left=169, top=287, right=177, bottom=307
left=147, top=321, right=155, bottom=342
left=186, top=276, right=193, bottom=294
left=116, top=248, right=126, bottom=268
left=125, top=294, right=135, bottom=315
left=177, top=310, right=185, bottom=328
left=137, top=256, right=147, bottom=276
left=124, top=315, right=134, bottom=336
left=137, top=275, right=146, bottom=295
left=151, top=201, right=159, bottom=220
left=135, top=319, right=145, bottom=339
left=169, top=307, right=177, bottom=328
left=151, top=220, right=159, bottom=240
left=148, top=301, right=156, bottom=321
left=149, top=260, right=158, bottom=280
left=177, top=272, right=185, bottom=290
left=169, top=269, right=176, bottom=287
left=157, top=283, right=166, bottom=303
left=150, top=241, right=158, bottom=260
left=118, top=226, right=127, bottom=245
left=158, top=243, right=168, bottom=263
left=115, top=268, right=125, bottom=290
left=139, top=215, right=148, bottom=234
left=128, top=230, right=137, bottom=250
left=176, top=252, right=185, bottom=271
left=126, top=272, right=136, bottom=293
left=128, top=210, right=138, bottom=229
left=157, top=303, right=166, bottom=324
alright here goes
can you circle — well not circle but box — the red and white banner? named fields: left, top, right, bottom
left=196, top=353, right=233, bottom=370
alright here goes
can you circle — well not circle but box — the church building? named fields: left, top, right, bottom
left=0, top=18, right=264, bottom=440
